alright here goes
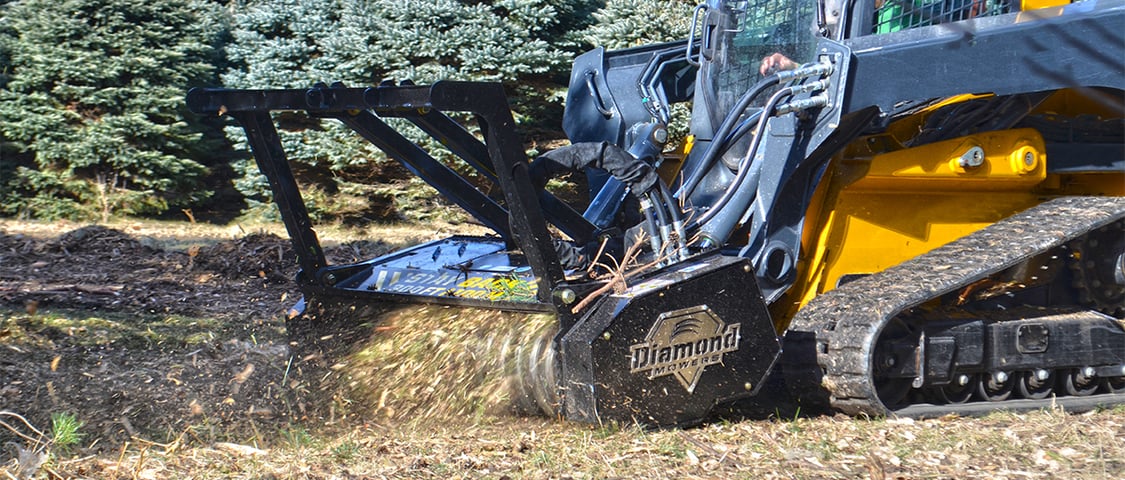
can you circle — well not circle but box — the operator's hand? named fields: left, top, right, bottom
left=759, top=53, right=797, bottom=76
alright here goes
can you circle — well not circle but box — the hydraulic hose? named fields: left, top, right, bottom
left=689, top=73, right=834, bottom=249
left=657, top=182, right=688, bottom=261
left=724, top=110, right=764, bottom=158
left=648, top=190, right=672, bottom=248
left=676, top=73, right=782, bottom=201
left=639, top=195, right=664, bottom=259
left=689, top=86, right=792, bottom=248
left=677, top=62, right=835, bottom=202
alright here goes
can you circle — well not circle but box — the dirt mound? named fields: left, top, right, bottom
left=194, top=233, right=296, bottom=281
left=0, top=224, right=339, bottom=455
left=326, top=239, right=394, bottom=264
left=0, top=323, right=300, bottom=450
left=2, top=222, right=547, bottom=458
left=49, top=225, right=151, bottom=256
left=0, top=227, right=301, bottom=319
left=0, top=232, right=37, bottom=255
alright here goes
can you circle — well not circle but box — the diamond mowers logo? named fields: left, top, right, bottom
left=628, top=305, right=741, bottom=393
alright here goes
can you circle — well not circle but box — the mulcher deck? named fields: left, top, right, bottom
left=787, top=196, right=1125, bottom=416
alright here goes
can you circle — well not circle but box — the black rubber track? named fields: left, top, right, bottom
left=784, top=196, right=1125, bottom=417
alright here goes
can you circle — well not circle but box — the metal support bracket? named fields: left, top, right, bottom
left=187, top=81, right=592, bottom=301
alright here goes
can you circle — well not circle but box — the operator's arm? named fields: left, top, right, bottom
left=759, top=52, right=797, bottom=76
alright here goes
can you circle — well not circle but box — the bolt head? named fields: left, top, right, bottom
left=555, top=288, right=577, bottom=304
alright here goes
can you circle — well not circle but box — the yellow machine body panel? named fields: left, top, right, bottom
left=847, top=128, right=1047, bottom=190
left=771, top=91, right=1125, bottom=329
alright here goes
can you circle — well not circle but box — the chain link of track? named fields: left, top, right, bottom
left=786, top=196, right=1125, bottom=417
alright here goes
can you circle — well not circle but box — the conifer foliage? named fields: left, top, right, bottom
left=220, top=0, right=601, bottom=220
left=0, top=0, right=225, bottom=220
left=582, top=0, right=695, bottom=49
left=0, top=0, right=701, bottom=221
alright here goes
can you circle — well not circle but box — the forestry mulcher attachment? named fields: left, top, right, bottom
left=188, top=0, right=1125, bottom=426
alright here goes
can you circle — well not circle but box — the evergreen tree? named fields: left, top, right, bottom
left=221, top=0, right=388, bottom=220
left=0, top=1, right=12, bottom=89
left=583, top=0, right=696, bottom=50
left=0, top=0, right=225, bottom=220
left=221, top=0, right=601, bottom=221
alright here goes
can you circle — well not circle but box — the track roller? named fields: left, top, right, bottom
left=1061, top=367, right=1100, bottom=396
left=1016, top=369, right=1055, bottom=400
left=977, top=372, right=1016, bottom=402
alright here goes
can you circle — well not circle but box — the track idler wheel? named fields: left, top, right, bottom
left=872, top=318, right=916, bottom=409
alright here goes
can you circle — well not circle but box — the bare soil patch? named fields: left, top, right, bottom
left=0, top=223, right=395, bottom=452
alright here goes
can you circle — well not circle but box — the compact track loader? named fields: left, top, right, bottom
left=188, top=0, right=1125, bottom=426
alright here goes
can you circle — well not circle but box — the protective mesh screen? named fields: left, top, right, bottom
left=873, top=0, right=1014, bottom=34
left=707, top=0, right=820, bottom=115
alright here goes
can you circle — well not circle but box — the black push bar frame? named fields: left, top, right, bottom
left=187, top=81, right=598, bottom=303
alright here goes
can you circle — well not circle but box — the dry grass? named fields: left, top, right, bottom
left=10, top=407, right=1122, bottom=479
left=2, top=218, right=1124, bottom=479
